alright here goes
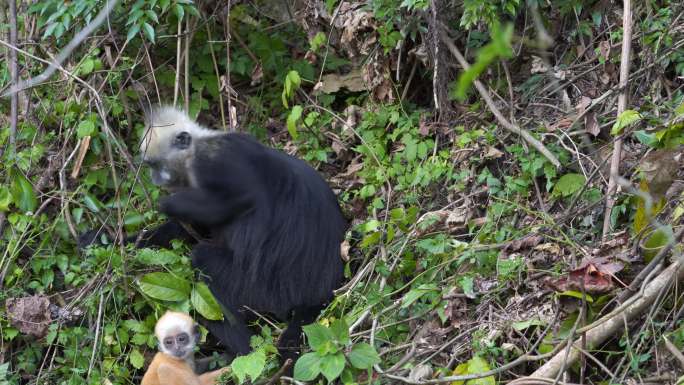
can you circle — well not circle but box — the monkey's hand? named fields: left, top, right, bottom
left=159, top=189, right=254, bottom=227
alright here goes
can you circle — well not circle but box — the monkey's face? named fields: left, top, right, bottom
left=141, top=129, right=193, bottom=190
left=160, top=331, right=195, bottom=360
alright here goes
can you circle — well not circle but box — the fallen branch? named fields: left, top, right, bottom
left=439, top=28, right=560, bottom=168
left=531, top=259, right=684, bottom=378
left=601, top=0, right=633, bottom=239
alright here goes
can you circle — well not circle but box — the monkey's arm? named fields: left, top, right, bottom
left=157, top=363, right=202, bottom=385
left=77, top=220, right=199, bottom=251
left=198, top=367, right=230, bottom=385
left=159, top=189, right=254, bottom=227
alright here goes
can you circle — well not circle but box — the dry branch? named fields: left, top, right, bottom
left=439, top=30, right=560, bottom=168
left=601, top=0, right=633, bottom=238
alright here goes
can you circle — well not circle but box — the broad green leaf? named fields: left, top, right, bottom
left=80, top=59, right=95, bottom=76
left=126, top=23, right=141, bottom=43
left=137, top=272, right=190, bottom=301
left=303, top=323, right=335, bottom=352
left=451, top=356, right=495, bottom=385
left=557, top=290, right=594, bottom=302
left=287, top=105, right=302, bottom=140
left=675, top=100, right=684, bottom=116
left=142, top=22, right=155, bottom=43
left=293, top=352, right=322, bottom=381
left=129, top=348, right=145, bottom=369
left=634, top=130, right=658, bottom=147
left=82, top=193, right=101, bottom=212
left=611, top=109, right=642, bottom=135
left=459, top=276, right=475, bottom=298
left=0, top=187, right=12, bottom=211
left=191, top=282, right=224, bottom=321
left=330, top=318, right=350, bottom=345
left=319, top=352, right=345, bottom=382
left=135, top=249, right=181, bottom=266
left=511, top=319, right=544, bottom=331
left=348, top=343, right=380, bottom=369
left=642, top=226, right=674, bottom=262
left=77, top=120, right=95, bottom=138
left=310, top=31, right=326, bottom=52
left=231, top=349, right=265, bottom=383
left=11, top=171, right=37, bottom=213
left=552, top=173, right=586, bottom=198
left=401, top=283, right=439, bottom=308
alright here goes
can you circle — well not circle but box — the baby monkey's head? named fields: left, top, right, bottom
left=154, top=311, right=200, bottom=360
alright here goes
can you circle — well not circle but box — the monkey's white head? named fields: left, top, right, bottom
left=140, top=106, right=219, bottom=189
left=154, top=311, right=200, bottom=361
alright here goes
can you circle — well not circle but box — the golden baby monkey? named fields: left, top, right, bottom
left=141, top=311, right=228, bottom=385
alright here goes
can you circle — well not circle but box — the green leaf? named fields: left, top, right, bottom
left=287, top=105, right=303, bottom=140
left=231, top=349, right=265, bottom=383
left=137, top=272, right=191, bottom=301
left=634, top=130, right=658, bottom=147
left=348, top=343, right=380, bottom=369
left=135, top=249, right=181, bottom=266
left=454, top=23, right=513, bottom=101
left=80, top=59, right=95, bottom=76
left=191, top=282, right=224, bottom=321
left=11, top=171, right=37, bottom=213
left=557, top=290, right=594, bottom=302
left=77, top=120, right=96, bottom=138
left=451, top=356, right=495, bottom=385
left=552, top=173, right=586, bottom=198
left=0, top=187, right=12, bottom=211
left=676, top=101, right=684, bottom=117
left=319, top=352, right=345, bottom=382
left=642, top=226, right=674, bottom=262
left=611, top=109, right=642, bottom=135
left=401, top=283, right=439, bottom=308
left=310, top=31, right=326, bottom=52
left=129, top=348, right=145, bottom=369
left=330, top=319, right=350, bottom=345
left=126, top=23, right=141, bottom=43
left=142, top=22, right=155, bottom=43
left=511, top=319, right=544, bottom=331
left=303, top=323, right=334, bottom=352
left=293, top=352, right=322, bottom=381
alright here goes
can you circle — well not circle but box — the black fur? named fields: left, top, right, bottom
left=82, top=133, right=347, bottom=360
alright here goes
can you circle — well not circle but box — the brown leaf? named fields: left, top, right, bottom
left=250, top=63, right=263, bottom=86
left=545, top=258, right=623, bottom=294
left=585, top=111, right=600, bottom=136
left=316, top=69, right=368, bottom=94
left=598, top=40, right=611, bottom=61
left=340, top=240, right=351, bottom=262
left=575, top=96, right=592, bottom=115
left=6, top=295, right=51, bottom=338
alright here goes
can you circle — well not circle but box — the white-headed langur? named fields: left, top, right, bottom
left=80, top=107, right=347, bottom=364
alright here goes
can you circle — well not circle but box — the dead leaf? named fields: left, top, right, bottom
left=419, top=115, right=430, bottom=136
left=340, top=240, right=351, bottom=262
left=530, top=56, right=548, bottom=74
left=250, top=63, right=263, bottom=86
left=304, top=50, right=317, bottom=65
left=585, top=111, right=600, bottom=136
left=316, top=69, right=368, bottom=94
left=545, top=257, right=624, bottom=294
left=6, top=295, right=51, bottom=338
left=443, top=293, right=468, bottom=328
left=575, top=96, right=592, bottom=114
left=408, top=365, right=433, bottom=382
left=533, top=242, right=562, bottom=255
left=484, top=146, right=504, bottom=159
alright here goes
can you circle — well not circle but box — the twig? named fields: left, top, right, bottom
left=225, top=0, right=235, bottom=131
left=174, top=17, right=183, bottom=106
left=601, top=0, right=633, bottom=239
left=1, top=0, right=119, bottom=97
left=184, top=15, right=191, bottom=112
left=254, top=359, right=292, bottom=385
left=439, top=29, right=560, bottom=168
left=205, top=23, right=227, bottom=130
left=8, top=0, right=18, bottom=154
left=663, top=336, right=684, bottom=370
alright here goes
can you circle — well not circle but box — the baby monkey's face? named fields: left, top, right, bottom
left=160, top=330, right=194, bottom=360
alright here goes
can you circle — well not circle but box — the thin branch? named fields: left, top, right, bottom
left=7, top=0, right=18, bottom=154
left=601, top=0, right=633, bottom=238
left=225, top=0, right=235, bottom=131
left=1, top=0, right=118, bottom=98
left=439, top=29, right=561, bottom=168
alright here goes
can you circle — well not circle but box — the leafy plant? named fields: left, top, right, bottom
left=293, top=319, right=380, bottom=383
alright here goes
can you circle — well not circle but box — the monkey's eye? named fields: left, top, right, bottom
left=177, top=333, right=188, bottom=344
left=163, top=338, right=173, bottom=346
left=173, top=131, right=192, bottom=149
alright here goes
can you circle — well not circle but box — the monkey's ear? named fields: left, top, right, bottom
left=193, top=324, right=201, bottom=342
left=173, top=131, right=192, bottom=149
